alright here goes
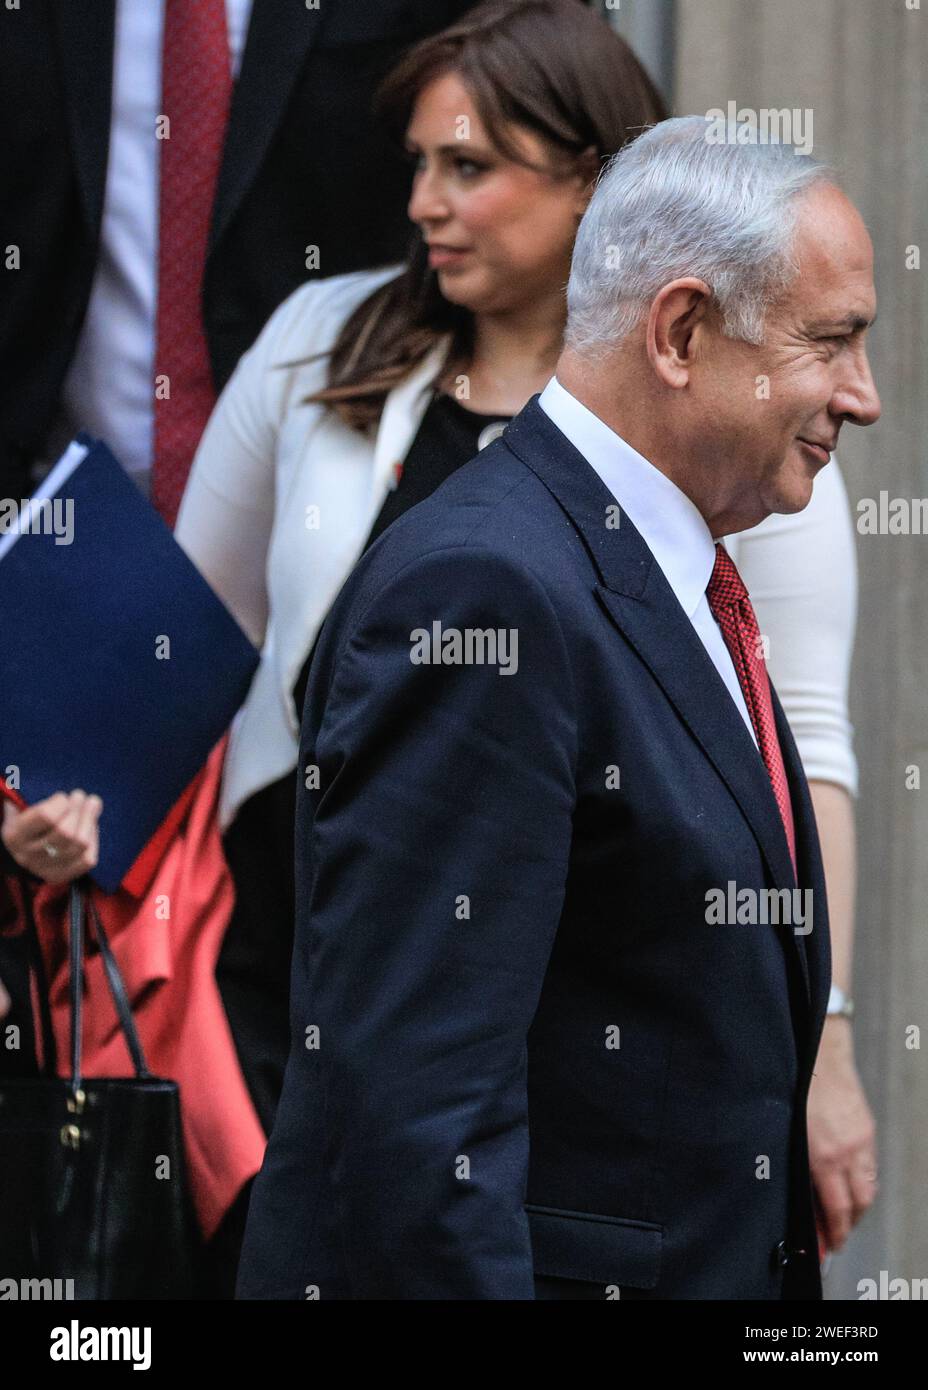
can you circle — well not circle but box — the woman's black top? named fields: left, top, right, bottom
left=219, top=391, right=512, bottom=1133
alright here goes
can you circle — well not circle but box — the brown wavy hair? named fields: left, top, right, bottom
left=294, top=0, right=668, bottom=432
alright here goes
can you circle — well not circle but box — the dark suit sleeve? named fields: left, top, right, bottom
left=300, top=545, right=578, bottom=1298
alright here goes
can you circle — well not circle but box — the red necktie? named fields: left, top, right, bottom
left=706, top=543, right=798, bottom=877
left=152, top=0, right=232, bottom=528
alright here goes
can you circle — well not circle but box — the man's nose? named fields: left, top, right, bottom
left=833, top=347, right=881, bottom=428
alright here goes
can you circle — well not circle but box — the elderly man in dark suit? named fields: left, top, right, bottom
left=237, top=115, right=880, bottom=1300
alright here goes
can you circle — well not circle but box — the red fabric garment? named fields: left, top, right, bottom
left=706, top=542, right=798, bottom=876
left=7, top=738, right=266, bottom=1240
left=152, top=0, right=233, bottom=528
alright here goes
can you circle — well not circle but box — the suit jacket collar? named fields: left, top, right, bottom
left=51, top=1, right=325, bottom=253
left=209, top=0, right=326, bottom=255
left=537, top=375, right=718, bottom=620
left=502, top=395, right=823, bottom=1008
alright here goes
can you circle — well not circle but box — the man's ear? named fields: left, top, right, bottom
left=645, top=278, right=713, bottom=388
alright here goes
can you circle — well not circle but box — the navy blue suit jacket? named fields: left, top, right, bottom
left=237, top=396, right=831, bottom=1300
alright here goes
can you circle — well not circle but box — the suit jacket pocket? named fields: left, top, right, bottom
left=525, top=1204, right=663, bottom=1290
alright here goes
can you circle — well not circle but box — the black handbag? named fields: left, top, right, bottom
left=0, top=880, right=198, bottom=1298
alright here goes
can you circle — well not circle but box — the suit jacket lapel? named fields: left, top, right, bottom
left=770, top=685, right=831, bottom=1023
left=51, top=0, right=323, bottom=257
left=371, top=337, right=452, bottom=494
left=209, top=0, right=326, bottom=256
left=50, top=0, right=117, bottom=238
left=503, top=396, right=815, bottom=1000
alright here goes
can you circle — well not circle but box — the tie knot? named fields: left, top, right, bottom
left=706, top=542, right=749, bottom=613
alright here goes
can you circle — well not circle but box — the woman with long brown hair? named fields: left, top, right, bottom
left=179, top=0, right=668, bottom=1141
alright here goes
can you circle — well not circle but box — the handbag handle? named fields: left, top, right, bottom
left=17, top=870, right=58, bottom=1077
left=66, top=882, right=151, bottom=1091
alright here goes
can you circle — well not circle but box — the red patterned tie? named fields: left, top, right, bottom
left=706, top=543, right=798, bottom=877
left=152, top=0, right=232, bottom=528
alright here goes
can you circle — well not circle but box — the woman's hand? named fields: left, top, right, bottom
left=808, top=1017, right=878, bottom=1253
left=1, top=791, right=103, bottom=885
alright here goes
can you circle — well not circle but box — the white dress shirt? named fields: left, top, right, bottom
left=38, top=0, right=253, bottom=492
left=537, top=374, right=759, bottom=748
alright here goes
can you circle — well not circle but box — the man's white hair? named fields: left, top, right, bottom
left=565, top=115, right=836, bottom=355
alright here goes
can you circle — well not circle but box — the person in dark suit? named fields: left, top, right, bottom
left=236, top=115, right=880, bottom=1299
left=0, top=0, right=488, bottom=502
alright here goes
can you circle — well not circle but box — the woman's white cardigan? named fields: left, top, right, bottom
left=176, top=266, right=859, bottom=831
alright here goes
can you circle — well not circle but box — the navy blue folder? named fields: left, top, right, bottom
left=0, top=436, right=260, bottom=891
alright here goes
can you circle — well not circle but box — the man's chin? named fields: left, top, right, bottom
left=768, top=475, right=816, bottom=515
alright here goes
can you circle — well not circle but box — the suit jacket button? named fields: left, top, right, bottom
left=774, top=1240, right=791, bottom=1268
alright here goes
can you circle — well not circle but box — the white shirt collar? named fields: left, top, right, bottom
left=537, top=375, right=717, bottom=618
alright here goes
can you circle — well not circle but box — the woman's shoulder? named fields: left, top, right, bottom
left=257, top=264, right=405, bottom=367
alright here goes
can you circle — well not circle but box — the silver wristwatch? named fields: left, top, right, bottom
left=827, top=984, right=855, bottom=1019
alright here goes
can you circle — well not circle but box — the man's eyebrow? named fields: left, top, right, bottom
left=807, top=311, right=877, bottom=334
